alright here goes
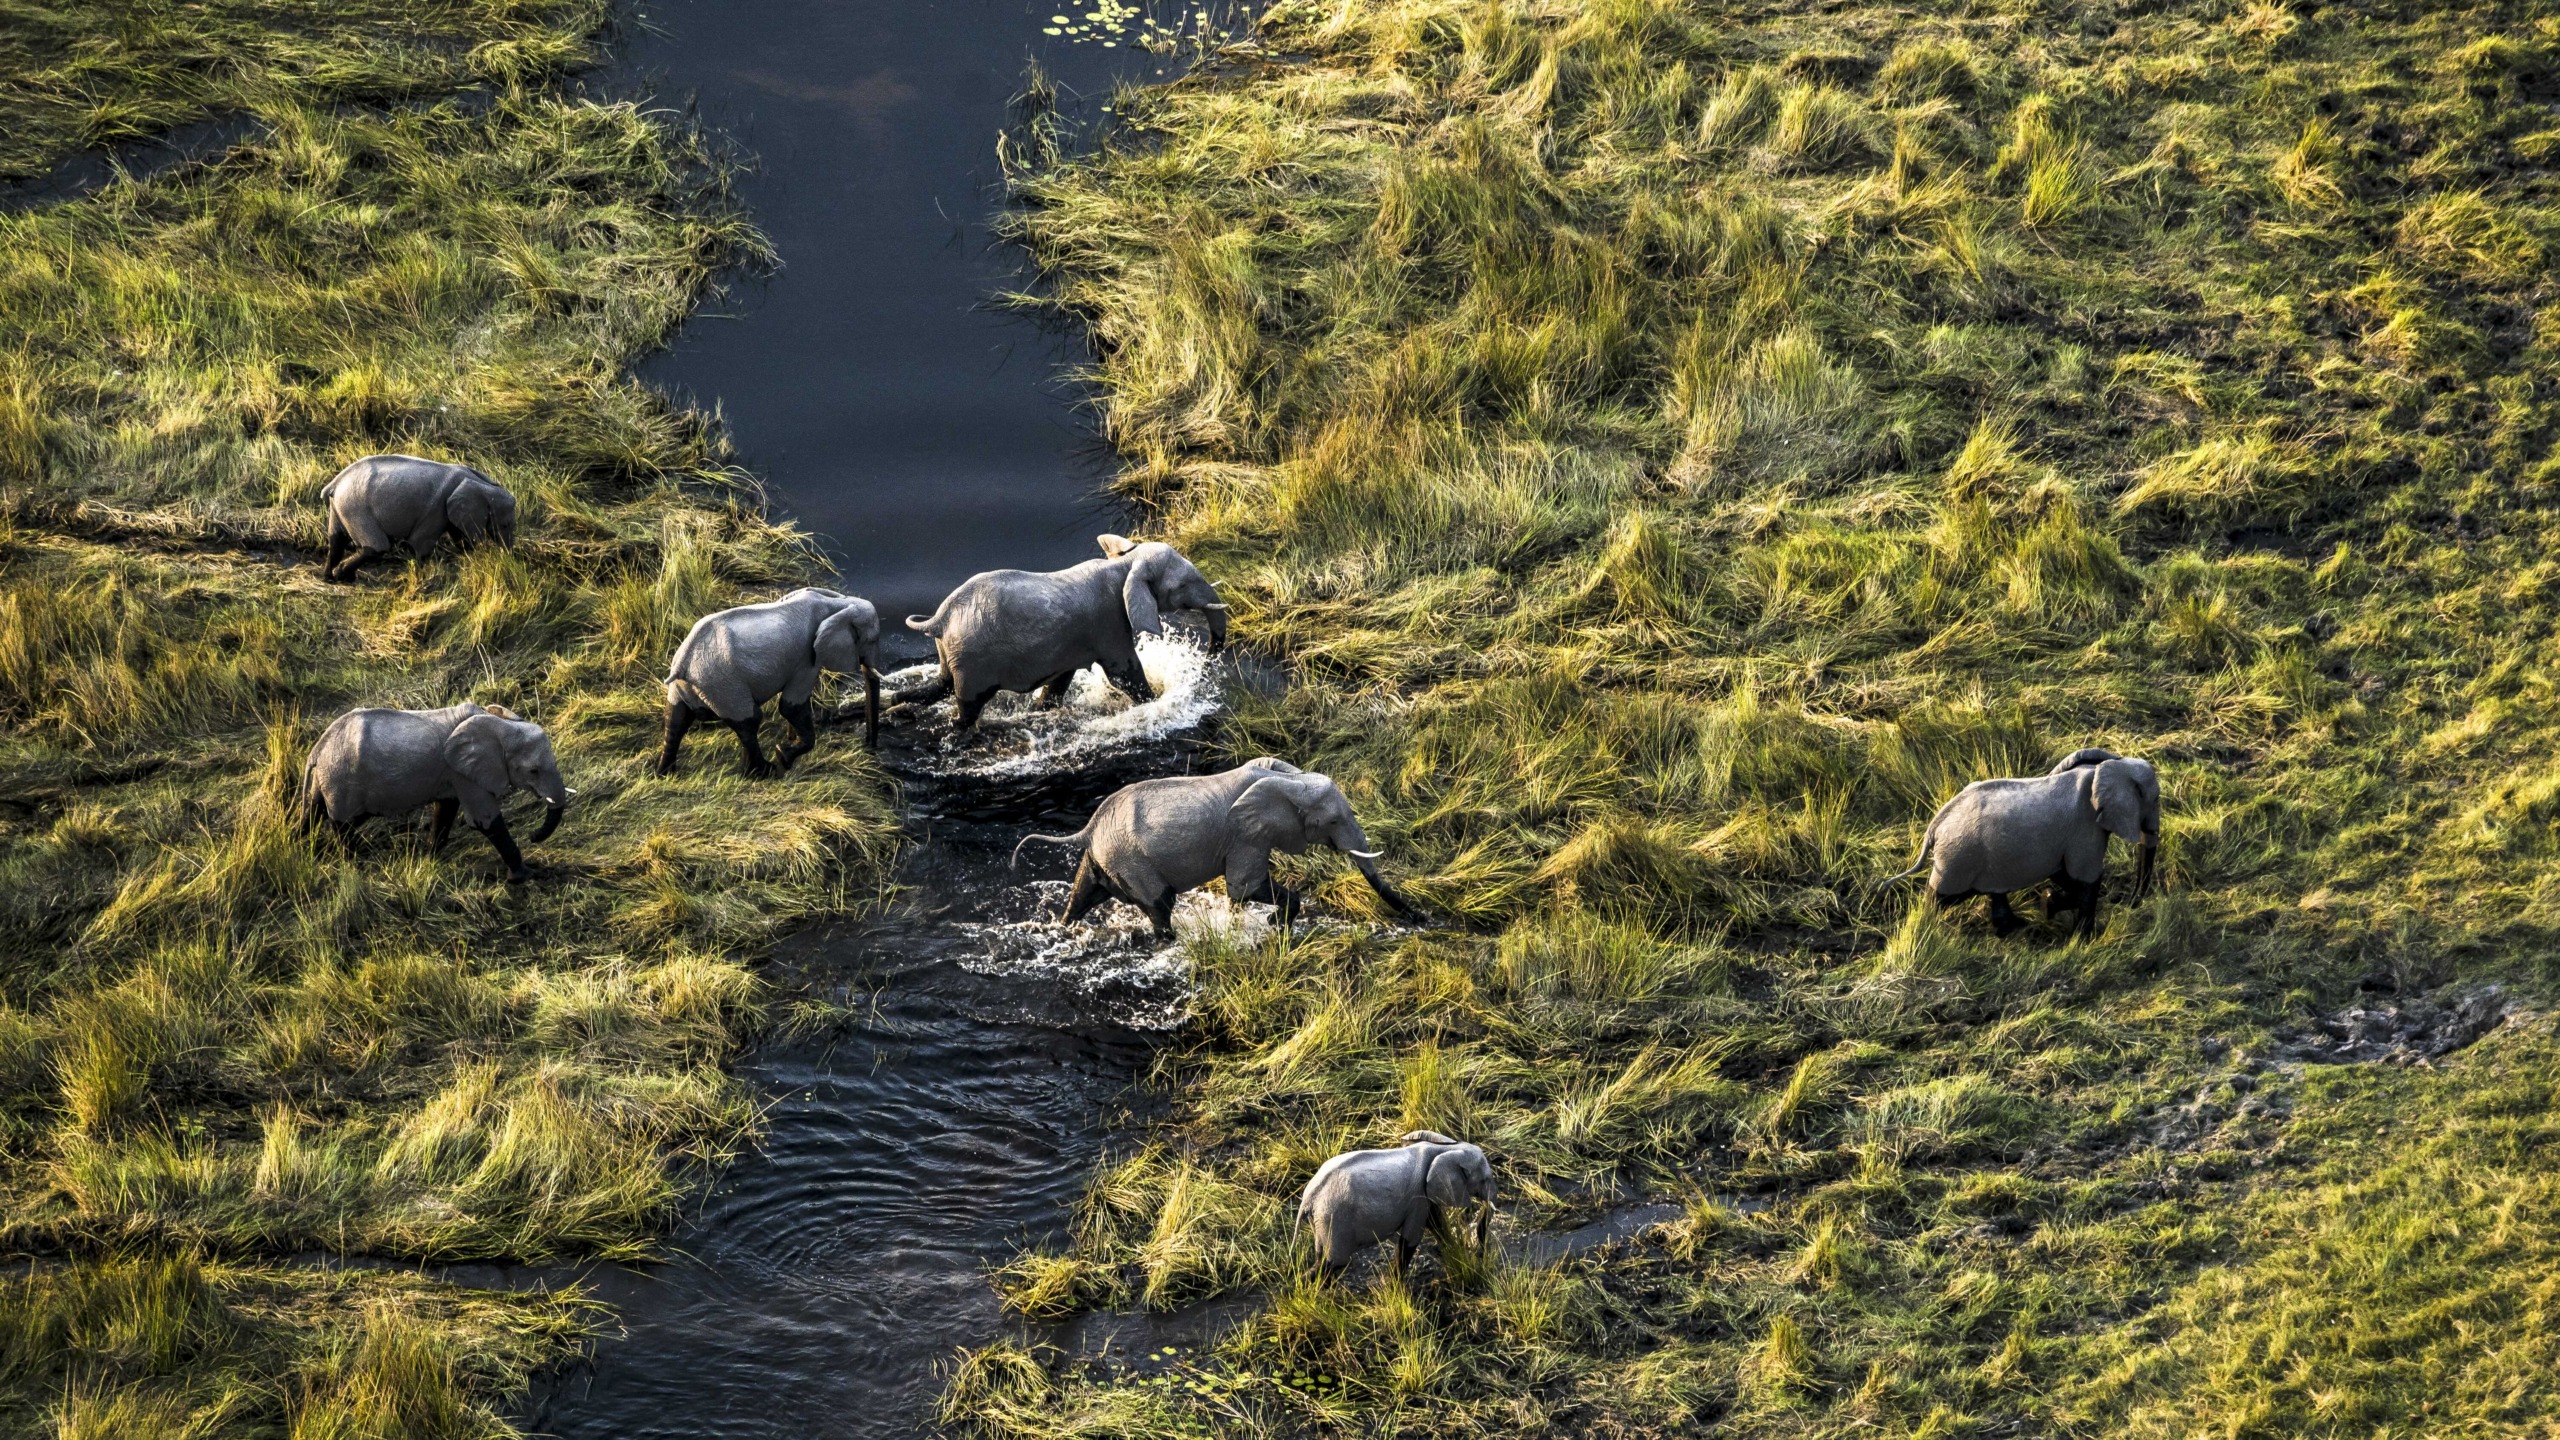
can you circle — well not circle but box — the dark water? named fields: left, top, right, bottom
left=621, top=0, right=1190, bottom=627
left=515, top=5, right=1256, bottom=1433
left=522, top=668, right=1231, bottom=1437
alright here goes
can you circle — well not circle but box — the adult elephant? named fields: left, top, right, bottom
left=302, top=702, right=571, bottom=882
left=2048, top=747, right=2161, bottom=898
left=905, top=534, right=1227, bottom=730
left=1011, top=758, right=1417, bottom=938
left=659, top=588, right=882, bottom=777
left=1882, top=753, right=2155, bottom=939
left=1297, top=1132, right=1497, bottom=1279
left=318, top=454, right=518, bottom=581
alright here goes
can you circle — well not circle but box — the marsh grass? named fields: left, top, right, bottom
left=962, top=0, right=2560, bottom=1434
left=0, top=3, right=897, bottom=1435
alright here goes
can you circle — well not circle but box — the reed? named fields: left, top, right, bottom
left=959, top=0, right=2560, bottom=1434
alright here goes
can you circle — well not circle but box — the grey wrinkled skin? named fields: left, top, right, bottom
left=1012, top=759, right=1418, bottom=938
left=904, top=534, right=1228, bottom=730
left=1296, top=1136, right=1497, bottom=1278
left=659, top=588, right=882, bottom=777
left=301, top=702, right=571, bottom=882
left=2049, top=748, right=2161, bottom=898
left=319, top=454, right=518, bottom=582
left=1883, top=756, right=2154, bottom=939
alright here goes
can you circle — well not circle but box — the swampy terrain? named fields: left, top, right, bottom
left=13, top=0, right=2560, bottom=1438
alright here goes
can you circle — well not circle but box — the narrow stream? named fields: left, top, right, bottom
left=520, top=1, right=1233, bottom=1434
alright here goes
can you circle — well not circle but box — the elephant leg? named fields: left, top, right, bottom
left=776, top=699, right=818, bottom=770
left=1271, top=883, right=1304, bottom=926
left=1061, top=857, right=1109, bottom=925
left=655, top=701, right=699, bottom=776
left=479, top=816, right=529, bottom=883
left=322, top=523, right=350, bottom=581
left=429, top=798, right=458, bottom=852
left=1393, top=1236, right=1415, bottom=1276
left=1143, top=886, right=1178, bottom=941
left=2070, top=874, right=2103, bottom=941
left=328, top=545, right=378, bottom=582
left=729, top=714, right=774, bottom=777
left=1032, top=671, right=1077, bottom=709
left=953, top=687, right=999, bottom=732
left=1987, top=892, right=2024, bottom=937
left=1104, top=661, right=1154, bottom=704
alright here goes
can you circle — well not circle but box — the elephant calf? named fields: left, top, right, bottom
left=660, top=588, right=882, bottom=777
left=1012, top=758, right=1417, bottom=938
left=906, top=534, right=1227, bottom=730
left=1298, top=1132, right=1496, bottom=1278
left=302, top=702, right=571, bottom=882
left=1886, top=751, right=2160, bottom=939
left=319, top=454, right=518, bottom=582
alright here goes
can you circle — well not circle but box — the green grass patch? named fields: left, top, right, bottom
left=958, top=0, right=2560, bottom=1433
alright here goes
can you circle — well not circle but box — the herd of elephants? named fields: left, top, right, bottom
left=295, top=452, right=2166, bottom=1274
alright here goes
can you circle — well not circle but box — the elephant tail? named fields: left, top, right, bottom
left=296, top=755, right=328, bottom=831
left=1876, top=817, right=1940, bottom=892
left=905, top=593, right=957, bottom=637
left=1010, top=828, right=1090, bottom=868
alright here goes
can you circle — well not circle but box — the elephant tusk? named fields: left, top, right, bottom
left=1202, top=602, right=1230, bottom=612
left=1346, top=848, right=1383, bottom=859
left=562, top=787, right=579, bottom=797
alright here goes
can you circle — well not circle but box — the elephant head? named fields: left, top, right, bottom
left=445, top=469, right=519, bottom=546
left=813, top=595, right=884, bottom=746
left=2055, top=748, right=2161, bottom=896
left=1099, top=534, right=1228, bottom=650
left=445, top=710, right=570, bottom=841
left=1228, top=771, right=1418, bottom=919
left=1417, top=1140, right=1497, bottom=1252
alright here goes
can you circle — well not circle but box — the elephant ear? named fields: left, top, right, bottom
left=445, top=477, right=497, bottom=541
left=444, top=714, right=513, bottom=805
left=1097, top=533, right=1139, bottom=559
left=1122, top=549, right=1165, bottom=636
left=1424, top=1147, right=1477, bottom=1208
left=814, top=600, right=880, bottom=674
left=1242, top=756, right=1303, bottom=776
left=2093, top=759, right=2148, bottom=843
left=1229, top=774, right=1321, bottom=854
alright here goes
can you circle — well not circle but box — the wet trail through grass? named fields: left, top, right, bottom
left=617, top=0, right=1181, bottom=624
left=517, top=6, right=1229, bottom=1428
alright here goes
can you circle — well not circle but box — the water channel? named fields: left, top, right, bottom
left=518, top=1, right=1232, bottom=1433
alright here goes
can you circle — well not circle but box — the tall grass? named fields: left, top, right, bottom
left=964, top=0, right=2560, bottom=1434
left=0, top=2, right=895, bottom=1435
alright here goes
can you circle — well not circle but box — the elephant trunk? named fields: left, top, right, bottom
left=1349, top=851, right=1421, bottom=921
left=529, top=800, right=565, bottom=844
left=2136, top=835, right=2158, bottom=899
left=861, top=662, right=881, bottom=749
left=1475, top=1200, right=1492, bottom=1255
left=1202, top=603, right=1229, bottom=653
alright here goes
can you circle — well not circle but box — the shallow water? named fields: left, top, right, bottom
left=618, top=0, right=1201, bottom=627
left=515, top=5, right=1259, bottom=1432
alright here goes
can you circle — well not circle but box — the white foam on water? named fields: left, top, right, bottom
left=879, top=632, right=1226, bottom=778
left=953, top=882, right=1278, bottom=1031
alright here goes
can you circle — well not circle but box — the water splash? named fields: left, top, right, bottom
left=880, top=632, right=1226, bottom=780
left=950, top=881, right=1276, bottom=1031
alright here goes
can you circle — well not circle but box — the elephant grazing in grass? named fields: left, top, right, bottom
left=659, top=588, right=882, bottom=777
left=905, top=534, right=1227, bottom=730
left=319, top=454, right=517, bottom=581
left=1011, top=759, right=1418, bottom=939
left=1884, top=752, right=2158, bottom=939
left=1298, top=1132, right=1496, bottom=1279
left=302, top=702, right=571, bottom=883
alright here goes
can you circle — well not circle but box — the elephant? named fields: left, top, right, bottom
left=904, top=534, right=1227, bottom=730
left=301, top=702, right=571, bottom=882
left=2049, top=748, right=2161, bottom=898
left=659, top=588, right=882, bottom=777
left=318, top=454, right=518, bottom=581
left=1011, top=759, right=1418, bottom=939
left=1297, top=1133, right=1497, bottom=1278
left=1882, top=754, right=2154, bottom=939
